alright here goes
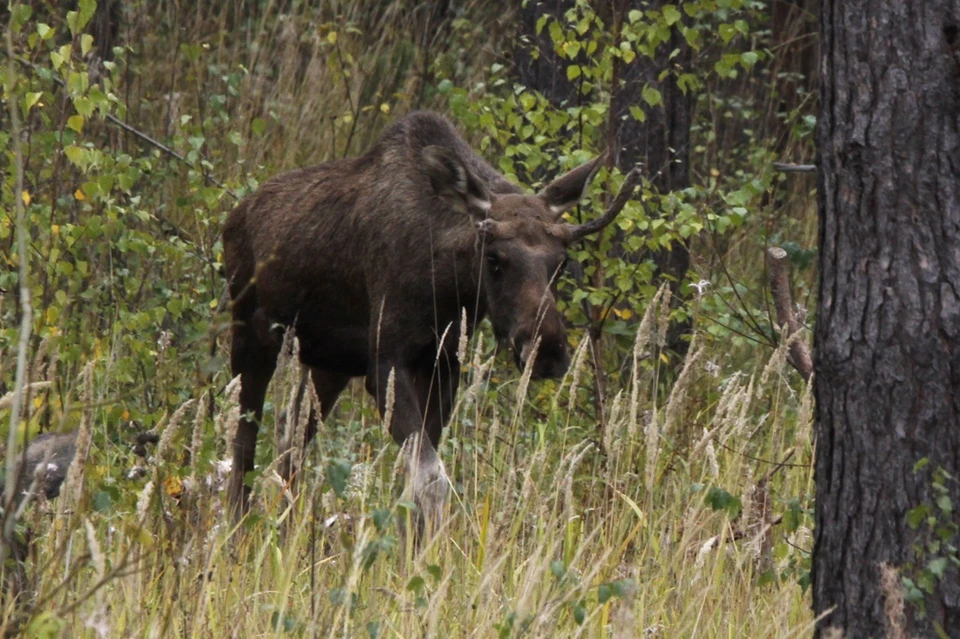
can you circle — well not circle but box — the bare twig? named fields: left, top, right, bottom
left=766, top=247, right=813, bottom=380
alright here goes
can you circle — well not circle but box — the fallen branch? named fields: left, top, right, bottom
left=766, top=247, right=813, bottom=381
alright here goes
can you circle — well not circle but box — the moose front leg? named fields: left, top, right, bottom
left=367, top=362, right=449, bottom=531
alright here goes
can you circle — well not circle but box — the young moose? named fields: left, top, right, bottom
left=223, top=111, right=640, bottom=521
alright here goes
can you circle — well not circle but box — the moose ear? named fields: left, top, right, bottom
left=422, top=145, right=492, bottom=219
left=537, top=152, right=606, bottom=219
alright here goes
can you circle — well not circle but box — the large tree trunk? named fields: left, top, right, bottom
left=813, top=1, right=960, bottom=636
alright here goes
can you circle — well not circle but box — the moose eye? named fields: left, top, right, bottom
left=486, top=253, right=503, bottom=276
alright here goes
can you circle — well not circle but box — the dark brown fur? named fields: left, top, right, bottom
left=223, top=111, right=633, bottom=515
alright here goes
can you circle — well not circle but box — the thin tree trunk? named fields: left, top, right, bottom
left=515, top=0, right=579, bottom=109
left=608, top=0, right=693, bottom=351
left=813, top=1, right=960, bottom=636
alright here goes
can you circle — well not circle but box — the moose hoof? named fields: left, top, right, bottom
left=403, top=436, right=449, bottom=537
left=414, top=471, right=448, bottom=532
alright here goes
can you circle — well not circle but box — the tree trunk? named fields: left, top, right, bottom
left=769, top=0, right=817, bottom=152
left=514, top=0, right=579, bottom=109
left=608, top=0, right=693, bottom=351
left=813, top=0, right=960, bottom=636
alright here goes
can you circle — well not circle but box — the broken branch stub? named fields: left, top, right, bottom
left=766, top=247, right=813, bottom=381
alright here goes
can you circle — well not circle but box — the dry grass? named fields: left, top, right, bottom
left=2, top=319, right=815, bottom=637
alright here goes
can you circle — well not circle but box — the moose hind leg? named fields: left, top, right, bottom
left=303, top=368, right=352, bottom=446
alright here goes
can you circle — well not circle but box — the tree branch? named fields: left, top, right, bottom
left=766, top=247, right=813, bottom=381
left=773, top=162, right=816, bottom=173
left=16, top=56, right=237, bottom=200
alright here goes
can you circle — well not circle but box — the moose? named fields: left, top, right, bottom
left=223, top=111, right=640, bottom=521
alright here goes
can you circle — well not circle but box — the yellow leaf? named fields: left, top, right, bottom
left=612, top=308, right=633, bottom=320
left=659, top=352, right=670, bottom=364
left=74, top=188, right=86, bottom=200
left=209, top=298, right=219, bottom=309
left=121, top=410, right=130, bottom=421
left=327, top=31, right=338, bottom=45
left=21, top=190, right=31, bottom=206
left=67, top=114, right=84, bottom=132
left=51, top=224, right=60, bottom=235
left=380, top=103, right=391, bottom=114
left=33, top=396, right=43, bottom=409
left=164, top=476, right=183, bottom=498
left=710, top=168, right=720, bottom=177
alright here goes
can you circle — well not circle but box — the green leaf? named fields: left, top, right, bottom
left=662, top=5, right=682, bottom=26
left=741, top=51, right=759, bottom=69
left=67, top=115, right=84, bottom=133
left=928, top=557, right=949, bottom=579
left=325, top=459, right=352, bottom=497
left=21, top=92, right=43, bottom=117
left=74, top=96, right=94, bottom=117
left=67, top=0, right=97, bottom=37
left=719, top=24, right=737, bottom=43
left=251, top=117, right=267, bottom=135
left=572, top=602, right=586, bottom=625
left=81, top=34, right=94, bottom=57
left=612, top=578, right=635, bottom=598
left=642, top=85, right=662, bottom=108
left=548, top=20, right=564, bottom=47
left=11, top=4, right=33, bottom=33
left=936, top=495, right=953, bottom=515
left=907, top=504, right=929, bottom=529
left=550, top=560, right=566, bottom=579
left=705, top=486, right=742, bottom=518
left=598, top=583, right=612, bottom=603
left=406, top=576, right=425, bottom=593
left=64, top=145, right=88, bottom=169
left=567, top=65, right=581, bottom=81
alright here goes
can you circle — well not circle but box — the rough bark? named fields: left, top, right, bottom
left=814, top=1, right=960, bottom=636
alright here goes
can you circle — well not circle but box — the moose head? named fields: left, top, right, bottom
left=423, top=145, right=642, bottom=380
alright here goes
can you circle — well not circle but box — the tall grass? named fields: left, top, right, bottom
left=3, top=307, right=815, bottom=637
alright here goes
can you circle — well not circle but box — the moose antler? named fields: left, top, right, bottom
left=556, top=167, right=643, bottom=242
